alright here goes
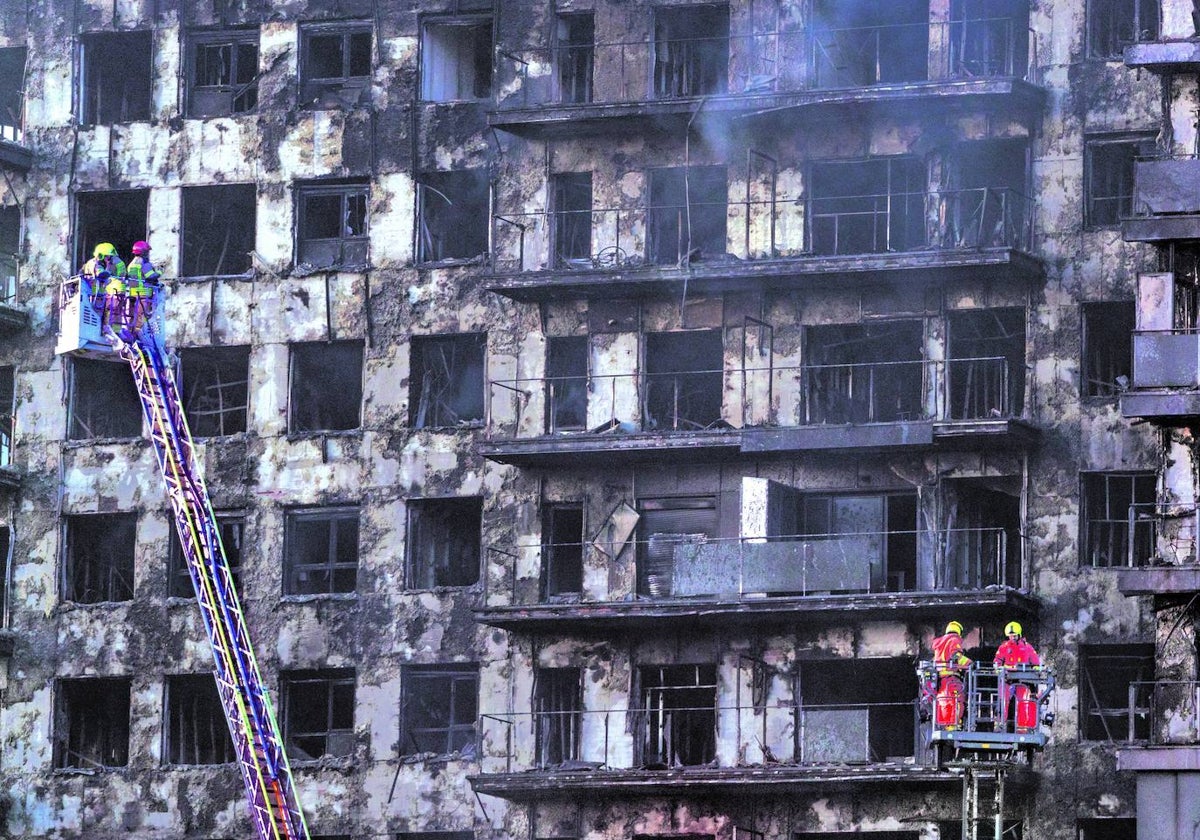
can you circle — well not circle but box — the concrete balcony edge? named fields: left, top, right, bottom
left=1117, top=744, right=1200, bottom=771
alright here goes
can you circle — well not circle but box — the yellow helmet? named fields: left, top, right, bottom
left=1005, top=621, right=1023, bottom=637
left=93, top=242, right=118, bottom=259
left=945, top=620, right=963, bottom=635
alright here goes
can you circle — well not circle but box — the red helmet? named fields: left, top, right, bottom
left=132, top=240, right=151, bottom=256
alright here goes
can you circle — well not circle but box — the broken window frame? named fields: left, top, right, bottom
left=408, top=333, right=487, bottom=429
left=54, top=676, right=132, bottom=769
left=545, top=335, right=588, bottom=433
left=534, top=667, right=583, bottom=766
left=1084, top=134, right=1152, bottom=228
left=164, top=673, right=236, bottom=766
left=1081, top=301, right=1135, bottom=399
left=554, top=13, right=594, bottom=104
left=1078, top=643, right=1154, bottom=742
left=283, top=506, right=360, bottom=597
left=295, top=180, right=369, bottom=270
left=62, top=512, right=136, bottom=604
left=168, top=511, right=244, bottom=599
left=79, top=31, right=153, bottom=125
left=643, top=329, right=725, bottom=431
left=646, top=165, right=729, bottom=265
left=72, top=188, right=150, bottom=271
left=415, top=169, right=490, bottom=264
left=187, top=28, right=260, bottom=117
left=288, top=340, right=364, bottom=435
left=541, top=502, right=584, bottom=599
left=281, top=668, right=356, bottom=762
left=419, top=14, right=494, bottom=102
left=808, top=157, right=926, bottom=256
left=181, top=184, right=257, bottom=277
left=552, top=172, right=593, bottom=267
left=802, top=320, right=926, bottom=425
left=810, top=0, right=930, bottom=88
left=300, top=22, right=373, bottom=107
left=180, top=345, right=251, bottom=437
left=1081, top=471, right=1157, bottom=568
left=1088, top=0, right=1159, bottom=58
left=947, top=307, right=1027, bottom=418
left=0, top=46, right=26, bottom=143
left=406, top=496, right=483, bottom=590
left=400, top=664, right=479, bottom=756
left=652, top=4, right=731, bottom=99
left=636, top=663, right=717, bottom=768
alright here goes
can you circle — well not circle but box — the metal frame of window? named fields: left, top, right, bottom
left=1078, top=643, right=1154, bottom=742
left=283, top=506, right=360, bottom=596
left=1088, top=0, right=1159, bottom=58
left=300, top=23, right=373, bottom=82
left=187, top=27, right=260, bottom=116
left=281, top=668, right=356, bottom=760
left=400, top=665, right=479, bottom=755
left=295, top=181, right=370, bottom=268
left=1084, top=134, right=1152, bottom=228
left=418, top=14, right=494, bottom=101
left=1081, top=471, right=1156, bottom=568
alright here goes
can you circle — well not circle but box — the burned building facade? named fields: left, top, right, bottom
left=0, top=0, right=1192, bottom=838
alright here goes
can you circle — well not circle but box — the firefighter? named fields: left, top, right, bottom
left=125, top=240, right=161, bottom=333
left=994, top=620, right=1041, bottom=731
left=81, top=242, right=128, bottom=328
left=932, top=620, right=972, bottom=729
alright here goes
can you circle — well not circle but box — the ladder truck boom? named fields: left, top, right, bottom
left=56, top=276, right=310, bottom=840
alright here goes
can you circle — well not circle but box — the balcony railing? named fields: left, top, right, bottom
left=489, top=187, right=1032, bottom=273
left=1120, top=502, right=1197, bottom=568
left=479, top=699, right=925, bottom=775
left=1107, top=681, right=1200, bottom=745
left=485, top=527, right=1013, bottom=608
left=487, top=356, right=1020, bottom=440
left=495, top=19, right=1036, bottom=109
left=1131, top=328, right=1200, bottom=389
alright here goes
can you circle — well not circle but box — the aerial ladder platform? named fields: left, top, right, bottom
left=56, top=276, right=310, bottom=840
left=918, top=661, right=1056, bottom=840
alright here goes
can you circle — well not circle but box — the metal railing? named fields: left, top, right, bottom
left=494, top=18, right=1036, bottom=109
left=1085, top=502, right=1161, bottom=569
left=486, top=356, right=1019, bottom=440
left=489, top=187, right=1032, bottom=273
left=1106, top=681, right=1200, bottom=745
left=1122, top=502, right=1197, bottom=567
left=483, top=526, right=1012, bottom=609
left=478, top=699, right=924, bottom=775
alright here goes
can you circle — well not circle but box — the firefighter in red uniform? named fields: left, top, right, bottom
left=932, top=620, right=972, bottom=729
left=994, top=620, right=1041, bottom=731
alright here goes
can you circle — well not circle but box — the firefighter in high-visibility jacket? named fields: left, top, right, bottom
left=124, top=240, right=161, bottom=334
left=933, top=620, right=972, bottom=729
left=994, top=620, right=1041, bottom=731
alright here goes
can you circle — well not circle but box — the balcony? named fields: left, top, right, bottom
left=479, top=356, right=1037, bottom=467
left=477, top=526, right=1034, bottom=633
left=1112, top=503, right=1200, bottom=595
left=472, top=699, right=955, bottom=800
left=1114, top=681, right=1200, bottom=772
left=490, top=19, right=1042, bottom=139
left=489, top=187, right=1039, bottom=302
left=1123, top=157, right=1200, bottom=242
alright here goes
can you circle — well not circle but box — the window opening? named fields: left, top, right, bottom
left=1089, top=0, right=1159, bottom=58
left=556, top=13, right=593, bottom=103
left=552, top=172, right=593, bottom=266
left=948, top=0, right=1030, bottom=78
left=1085, top=135, right=1152, bottom=227
left=943, top=140, right=1029, bottom=249
left=1161, top=244, right=1200, bottom=330
left=182, top=184, right=256, bottom=276
left=546, top=336, right=587, bottom=432
left=1077, top=818, right=1137, bottom=840
left=55, top=677, right=131, bottom=768
left=165, top=674, right=236, bottom=765
left=638, top=663, right=716, bottom=767
left=407, top=497, right=482, bottom=589
left=284, top=506, right=359, bottom=596
left=944, top=479, right=1022, bottom=589
left=69, top=357, right=143, bottom=440
left=637, top=496, right=718, bottom=597
left=0, top=46, right=26, bottom=141
left=80, top=32, right=152, bottom=124
left=417, top=170, right=489, bottom=263
left=401, top=665, right=478, bottom=755
left=1082, top=472, right=1156, bottom=568
left=289, top=340, right=363, bottom=434
left=803, top=321, right=924, bottom=424
left=0, top=365, right=13, bottom=467
left=1079, top=644, right=1154, bottom=741
left=644, top=330, right=724, bottom=431
left=421, top=17, right=493, bottom=101
left=542, top=503, right=584, bottom=599
left=0, top=205, right=18, bottom=303
left=534, top=667, right=582, bottom=766
left=799, top=658, right=917, bottom=763
left=647, top=166, right=728, bottom=265
left=653, top=5, right=729, bottom=98
left=301, top=24, right=371, bottom=106
left=282, top=668, right=355, bottom=760
left=810, top=0, right=928, bottom=87
left=180, top=346, right=250, bottom=437
left=297, top=181, right=368, bottom=269
left=169, top=512, right=243, bottom=599
left=948, top=308, right=1026, bottom=417
left=799, top=493, right=917, bottom=593
left=189, top=29, right=259, bottom=116
left=1082, top=302, right=1135, bottom=398
left=808, top=158, right=925, bottom=255
left=63, top=512, right=136, bottom=604
left=73, top=188, right=149, bottom=271
left=409, top=333, right=486, bottom=428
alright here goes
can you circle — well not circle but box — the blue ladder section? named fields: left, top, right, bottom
left=113, top=329, right=309, bottom=840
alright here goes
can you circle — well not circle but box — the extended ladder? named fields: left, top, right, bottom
left=106, top=301, right=308, bottom=840
left=957, top=762, right=1013, bottom=840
